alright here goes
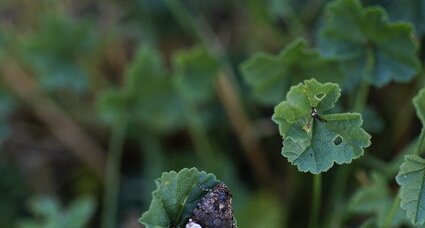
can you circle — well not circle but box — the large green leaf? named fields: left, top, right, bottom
left=319, top=0, right=420, bottom=88
left=240, top=38, right=342, bottom=105
left=396, top=155, right=425, bottom=225
left=98, top=47, right=185, bottom=132
left=272, top=79, right=371, bottom=173
left=139, top=168, right=220, bottom=228
left=173, top=46, right=219, bottom=105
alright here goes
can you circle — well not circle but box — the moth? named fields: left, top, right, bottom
left=186, top=183, right=237, bottom=228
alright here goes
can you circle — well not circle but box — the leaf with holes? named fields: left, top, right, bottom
left=396, top=155, right=425, bottom=225
left=319, top=0, right=420, bottom=88
left=272, top=79, right=371, bottom=174
left=139, top=168, right=220, bottom=228
left=240, top=38, right=342, bottom=105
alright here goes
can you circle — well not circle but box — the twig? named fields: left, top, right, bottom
left=0, top=58, right=105, bottom=178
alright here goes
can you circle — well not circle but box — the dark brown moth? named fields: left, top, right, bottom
left=187, top=183, right=237, bottom=228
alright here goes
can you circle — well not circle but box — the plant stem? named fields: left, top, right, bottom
left=309, top=174, right=322, bottom=228
left=383, top=196, right=401, bottom=228
left=415, top=129, right=425, bottom=155
left=164, top=0, right=274, bottom=185
left=353, top=79, right=370, bottom=112
left=101, top=118, right=127, bottom=228
left=184, top=104, right=215, bottom=169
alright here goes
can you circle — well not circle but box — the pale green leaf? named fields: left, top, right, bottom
left=319, top=0, right=420, bottom=88
left=272, top=79, right=371, bottom=173
left=173, top=46, right=219, bottom=105
left=387, top=0, right=425, bottom=36
left=139, top=168, right=220, bottom=228
left=396, top=155, right=425, bottom=225
left=97, top=47, right=185, bottom=132
left=241, top=38, right=342, bottom=105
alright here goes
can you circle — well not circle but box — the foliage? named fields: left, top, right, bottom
left=139, top=168, right=220, bottom=228
left=319, top=0, right=420, bottom=88
left=241, top=38, right=341, bottom=105
left=272, top=79, right=371, bottom=173
left=18, top=196, right=95, bottom=228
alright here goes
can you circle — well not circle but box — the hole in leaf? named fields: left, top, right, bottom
left=315, top=93, right=324, bottom=99
left=333, top=136, right=343, bottom=146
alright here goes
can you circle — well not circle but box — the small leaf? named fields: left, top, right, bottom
left=396, top=155, right=425, bottom=225
left=173, top=46, right=219, bottom=105
left=241, top=38, right=342, bottom=105
left=272, top=79, right=371, bottom=173
left=139, top=168, right=220, bottom=228
left=319, top=0, right=420, bottom=87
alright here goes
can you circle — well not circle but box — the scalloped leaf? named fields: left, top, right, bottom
left=98, top=47, right=185, bottom=132
left=139, top=168, right=220, bottom=228
left=272, top=79, right=371, bottom=173
left=319, top=0, right=420, bottom=88
left=173, top=46, right=219, bottom=105
left=240, top=38, right=342, bottom=105
left=396, top=155, right=425, bottom=225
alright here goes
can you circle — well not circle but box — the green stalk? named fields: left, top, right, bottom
left=309, top=174, right=322, bottom=228
left=383, top=196, right=401, bottom=227
left=415, top=129, right=425, bottom=155
left=184, top=103, right=216, bottom=170
left=101, top=118, right=127, bottom=228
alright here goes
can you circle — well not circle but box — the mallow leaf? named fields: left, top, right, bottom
left=98, top=47, right=184, bottom=133
left=272, top=79, right=371, bottom=174
left=396, top=155, right=425, bottom=225
left=387, top=0, right=425, bottom=36
left=139, top=168, right=220, bottom=228
left=173, top=46, right=219, bottom=105
left=241, top=38, right=342, bottom=105
left=319, top=0, right=420, bottom=88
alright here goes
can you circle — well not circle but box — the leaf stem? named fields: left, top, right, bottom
left=353, top=79, right=370, bottom=112
left=383, top=195, right=401, bottom=228
left=415, top=129, right=425, bottom=155
left=309, top=174, right=322, bottom=228
left=101, top=117, right=127, bottom=228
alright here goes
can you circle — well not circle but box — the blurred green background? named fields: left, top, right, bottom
left=0, top=0, right=424, bottom=227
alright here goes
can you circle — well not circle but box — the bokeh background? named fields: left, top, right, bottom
left=0, top=0, right=424, bottom=227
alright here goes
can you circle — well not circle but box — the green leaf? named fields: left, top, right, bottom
left=240, top=38, right=342, bottom=105
left=272, top=79, right=371, bottom=173
left=139, top=167, right=220, bottom=228
left=21, top=13, right=96, bottom=94
left=319, top=0, right=420, bottom=88
left=173, top=46, right=219, bottom=105
left=97, top=47, right=185, bottom=132
left=387, top=0, right=425, bottom=36
left=396, top=155, right=425, bottom=225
